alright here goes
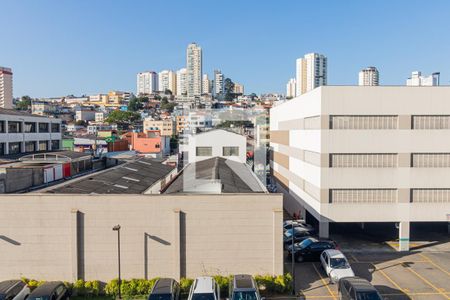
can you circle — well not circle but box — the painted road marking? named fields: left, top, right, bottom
left=312, top=263, right=337, bottom=300
left=375, top=266, right=408, bottom=295
left=402, top=262, right=450, bottom=300
left=420, top=253, right=450, bottom=277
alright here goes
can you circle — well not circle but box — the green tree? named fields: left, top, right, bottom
left=105, top=110, right=141, bottom=127
left=224, top=78, right=235, bottom=101
left=128, top=96, right=143, bottom=111
left=16, top=95, right=32, bottom=110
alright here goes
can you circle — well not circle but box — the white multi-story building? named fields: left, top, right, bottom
left=214, top=70, right=224, bottom=96
left=0, top=67, right=13, bottom=109
left=233, top=83, right=244, bottom=95
left=186, top=43, right=202, bottom=96
left=296, top=53, right=327, bottom=96
left=158, top=70, right=177, bottom=94
left=286, top=78, right=296, bottom=98
left=406, top=71, right=440, bottom=86
left=0, top=109, right=62, bottom=154
left=137, top=71, right=158, bottom=95
left=75, top=109, right=96, bottom=122
left=202, top=74, right=211, bottom=94
left=176, top=68, right=188, bottom=96
left=358, top=67, right=379, bottom=86
left=270, top=86, right=450, bottom=251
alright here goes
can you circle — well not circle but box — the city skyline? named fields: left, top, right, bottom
left=1, top=0, right=450, bottom=98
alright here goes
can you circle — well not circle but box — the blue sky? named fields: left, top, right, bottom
left=2, top=0, right=450, bottom=97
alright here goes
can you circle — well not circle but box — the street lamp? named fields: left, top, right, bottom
left=112, top=225, right=122, bottom=300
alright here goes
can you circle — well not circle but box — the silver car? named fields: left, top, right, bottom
left=0, top=280, right=30, bottom=300
left=320, top=249, right=355, bottom=284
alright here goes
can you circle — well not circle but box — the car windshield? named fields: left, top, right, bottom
left=299, top=238, right=313, bottom=248
left=356, top=291, right=382, bottom=300
left=29, top=297, right=51, bottom=300
left=191, top=293, right=215, bottom=300
left=0, top=294, right=5, bottom=300
left=330, top=257, right=349, bottom=268
left=233, top=291, right=258, bottom=300
left=149, top=294, right=172, bottom=300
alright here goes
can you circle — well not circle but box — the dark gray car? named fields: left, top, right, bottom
left=148, top=278, right=180, bottom=300
left=338, top=277, right=382, bottom=300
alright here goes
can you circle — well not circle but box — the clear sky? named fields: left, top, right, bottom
left=2, top=0, right=450, bottom=98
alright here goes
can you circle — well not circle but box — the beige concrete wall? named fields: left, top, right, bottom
left=0, top=193, right=283, bottom=282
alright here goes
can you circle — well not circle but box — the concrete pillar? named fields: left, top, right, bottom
left=273, top=209, right=283, bottom=275
left=173, top=209, right=181, bottom=280
left=319, top=221, right=329, bottom=239
left=398, top=221, right=410, bottom=252
left=70, top=209, right=79, bottom=281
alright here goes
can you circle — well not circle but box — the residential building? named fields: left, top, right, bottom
left=186, top=43, right=202, bottom=96
left=87, top=124, right=117, bottom=135
left=214, top=70, right=224, bottom=96
left=187, top=111, right=212, bottom=134
left=158, top=70, right=177, bottom=94
left=31, top=101, right=58, bottom=116
left=108, top=91, right=131, bottom=104
left=270, top=86, right=450, bottom=251
left=176, top=115, right=187, bottom=134
left=89, top=94, right=109, bottom=104
left=0, top=108, right=62, bottom=155
left=0, top=67, right=13, bottom=109
left=75, top=109, right=96, bottom=122
left=286, top=78, right=296, bottom=98
left=143, top=118, right=174, bottom=136
left=186, top=129, right=247, bottom=164
left=406, top=71, right=440, bottom=86
left=295, top=53, right=327, bottom=96
left=202, top=74, right=211, bottom=94
left=123, top=130, right=170, bottom=157
left=95, top=111, right=107, bottom=122
left=137, top=71, right=159, bottom=95
left=233, top=83, right=244, bottom=95
left=358, top=67, right=379, bottom=86
left=176, top=68, right=188, bottom=96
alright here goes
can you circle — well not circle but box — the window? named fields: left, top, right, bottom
left=39, top=141, right=48, bottom=151
left=0, top=121, right=5, bottom=133
left=196, top=146, right=212, bottom=156
left=24, top=122, right=36, bottom=133
left=0, top=143, right=5, bottom=155
left=25, top=141, right=36, bottom=152
left=330, top=154, right=398, bottom=168
left=8, top=121, right=22, bottom=133
left=412, top=189, right=450, bottom=203
left=8, top=142, right=22, bottom=154
left=38, top=122, right=49, bottom=133
left=51, top=140, right=60, bottom=150
left=412, top=153, right=450, bottom=167
left=412, top=115, right=450, bottom=129
left=330, top=115, right=398, bottom=129
left=51, top=123, right=60, bottom=133
left=330, top=189, right=397, bottom=204
left=223, top=146, right=239, bottom=156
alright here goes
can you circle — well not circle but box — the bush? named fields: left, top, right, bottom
left=213, top=276, right=231, bottom=297
left=179, top=278, right=194, bottom=295
left=255, top=274, right=292, bottom=295
left=105, top=279, right=157, bottom=299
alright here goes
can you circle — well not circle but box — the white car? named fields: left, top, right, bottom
left=0, top=280, right=31, bottom=300
left=320, top=250, right=355, bottom=284
left=188, top=277, right=220, bottom=300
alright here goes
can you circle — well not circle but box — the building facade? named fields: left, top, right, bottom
left=406, top=71, right=440, bottom=86
left=0, top=109, right=62, bottom=155
left=286, top=78, right=296, bottom=98
left=270, top=86, right=450, bottom=251
left=186, top=43, right=202, bottom=96
left=143, top=118, right=174, bottom=136
left=233, top=83, right=244, bottom=95
left=159, top=70, right=177, bottom=94
left=137, top=71, right=159, bottom=95
left=0, top=67, right=13, bottom=109
left=176, top=68, right=187, bottom=96
left=295, top=53, right=327, bottom=96
left=214, top=70, right=224, bottom=96
left=202, top=74, right=211, bottom=94
left=358, top=67, right=379, bottom=86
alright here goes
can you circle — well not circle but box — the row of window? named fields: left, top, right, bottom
left=412, top=189, right=450, bottom=203
left=0, top=121, right=60, bottom=133
left=329, top=189, right=450, bottom=203
left=329, top=115, right=450, bottom=129
left=0, top=140, right=60, bottom=155
left=329, top=153, right=450, bottom=168
left=196, top=146, right=239, bottom=157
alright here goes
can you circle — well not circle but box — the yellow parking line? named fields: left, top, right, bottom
left=375, top=267, right=407, bottom=294
left=348, top=253, right=359, bottom=262
left=402, top=263, right=450, bottom=300
left=420, top=253, right=450, bottom=277
left=312, top=263, right=337, bottom=300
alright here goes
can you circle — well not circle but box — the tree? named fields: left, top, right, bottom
left=128, top=96, right=143, bottom=111
left=16, top=95, right=32, bottom=110
left=224, top=78, right=235, bottom=101
left=105, top=110, right=141, bottom=127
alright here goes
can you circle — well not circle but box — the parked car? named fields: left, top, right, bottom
left=148, top=278, right=180, bottom=300
left=283, top=227, right=313, bottom=248
left=287, top=237, right=336, bottom=262
left=27, top=282, right=69, bottom=300
left=229, top=274, right=264, bottom=300
left=338, top=277, right=382, bottom=300
left=188, top=277, right=220, bottom=300
left=320, top=250, right=355, bottom=284
left=0, top=280, right=30, bottom=300
left=283, top=220, right=314, bottom=232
